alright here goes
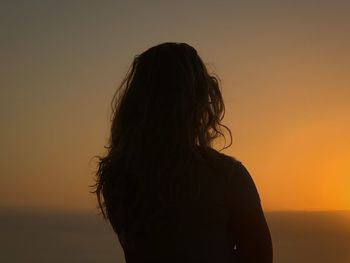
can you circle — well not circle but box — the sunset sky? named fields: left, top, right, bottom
left=1, top=0, right=349, bottom=212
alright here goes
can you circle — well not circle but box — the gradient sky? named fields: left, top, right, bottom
left=1, top=0, right=349, bottom=212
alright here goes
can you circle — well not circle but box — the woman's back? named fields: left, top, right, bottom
left=117, top=149, right=272, bottom=262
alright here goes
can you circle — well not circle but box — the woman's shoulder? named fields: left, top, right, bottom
left=205, top=147, right=241, bottom=169
left=205, top=148, right=261, bottom=201
left=206, top=149, right=261, bottom=202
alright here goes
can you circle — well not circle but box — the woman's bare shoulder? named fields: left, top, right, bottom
left=206, top=148, right=240, bottom=167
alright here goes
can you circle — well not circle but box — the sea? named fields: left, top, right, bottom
left=1, top=208, right=349, bottom=262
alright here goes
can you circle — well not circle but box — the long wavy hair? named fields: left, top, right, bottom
left=90, top=42, right=232, bottom=248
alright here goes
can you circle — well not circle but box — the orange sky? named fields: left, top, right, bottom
left=1, top=1, right=349, bottom=212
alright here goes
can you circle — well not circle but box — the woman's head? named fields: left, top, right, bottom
left=111, top=42, right=231, bottom=158
left=91, top=42, right=232, bottom=231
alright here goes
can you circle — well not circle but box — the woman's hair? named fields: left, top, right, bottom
left=90, top=42, right=232, bottom=247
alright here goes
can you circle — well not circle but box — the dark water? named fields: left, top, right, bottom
left=1, top=209, right=349, bottom=262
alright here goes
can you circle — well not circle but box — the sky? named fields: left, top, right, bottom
left=1, top=0, right=349, bottom=212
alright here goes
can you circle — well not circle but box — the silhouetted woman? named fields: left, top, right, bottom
left=91, top=42, right=273, bottom=262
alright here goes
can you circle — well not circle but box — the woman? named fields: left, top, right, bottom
left=91, top=42, right=273, bottom=262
